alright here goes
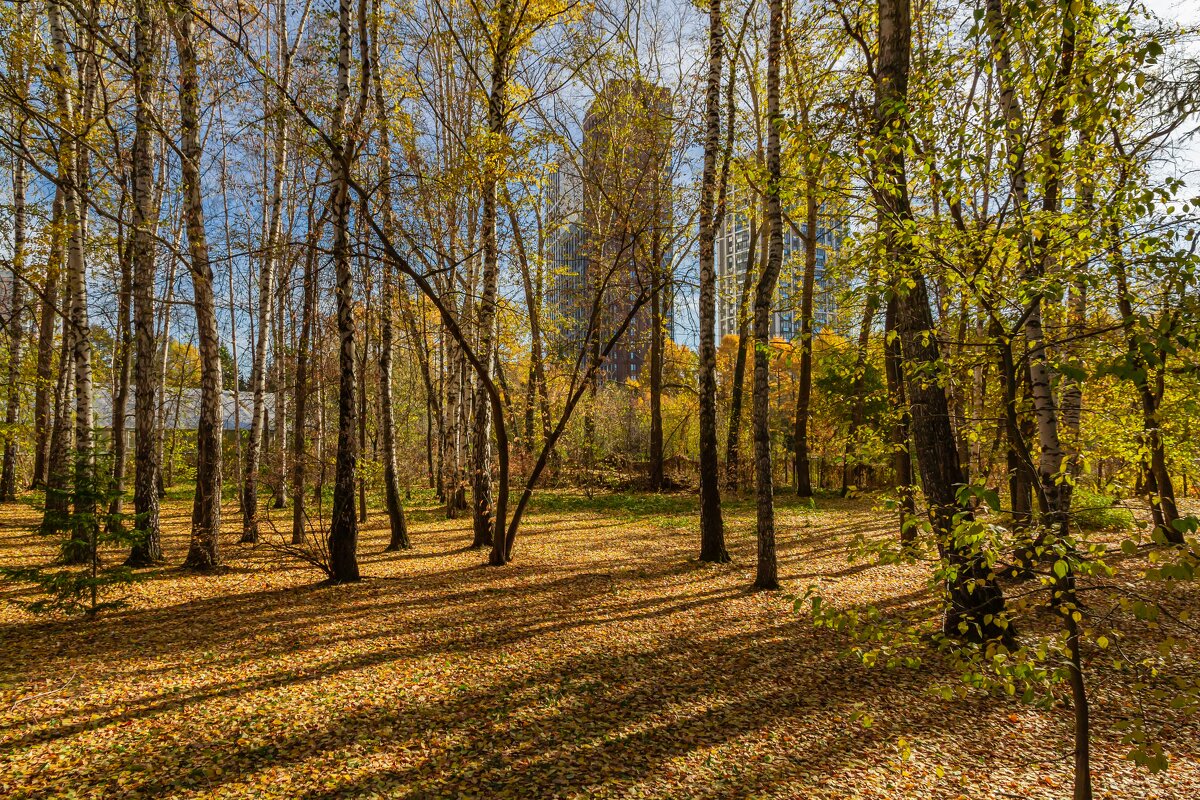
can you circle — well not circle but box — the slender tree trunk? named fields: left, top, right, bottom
left=48, top=0, right=97, bottom=564
left=107, top=229, right=133, bottom=524
left=697, top=0, right=728, bottom=561
left=752, top=0, right=784, bottom=590
left=725, top=211, right=759, bottom=492
left=292, top=199, right=323, bottom=545
left=371, top=10, right=409, bottom=551
left=41, top=337, right=74, bottom=535
left=985, top=0, right=1076, bottom=538
left=32, top=190, right=65, bottom=490
left=792, top=175, right=818, bottom=498
left=155, top=234, right=178, bottom=500
left=128, top=0, right=162, bottom=565
left=356, top=245, right=371, bottom=525
left=328, top=0, right=360, bottom=582
left=506, top=197, right=551, bottom=452
left=841, top=283, right=880, bottom=497
left=1113, top=247, right=1182, bottom=542
left=171, top=0, right=223, bottom=570
left=883, top=296, right=915, bottom=538
left=648, top=263, right=665, bottom=491
left=473, top=0, right=513, bottom=550
left=1, top=85, right=29, bottom=501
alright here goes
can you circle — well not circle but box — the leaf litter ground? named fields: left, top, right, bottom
left=0, top=491, right=1196, bottom=799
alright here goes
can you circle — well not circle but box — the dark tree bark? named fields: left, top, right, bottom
left=841, top=282, right=880, bottom=497
left=792, top=175, right=819, bottom=498
left=171, top=0, right=223, bottom=571
left=697, top=0, right=728, bottom=561
left=876, top=0, right=1010, bottom=643
left=371, top=4, right=410, bottom=551
left=725, top=211, right=759, bottom=492
left=648, top=258, right=665, bottom=492
left=41, top=337, right=74, bottom=536
left=127, top=0, right=163, bottom=566
left=292, top=199, right=323, bottom=545
left=327, top=0, right=361, bottom=582
left=1113, top=242, right=1182, bottom=542
left=883, top=296, right=915, bottom=539
left=752, top=0, right=784, bottom=590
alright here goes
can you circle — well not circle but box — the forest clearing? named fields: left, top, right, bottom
left=1, top=490, right=1197, bottom=799
left=4, top=0, right=1200, bottom=796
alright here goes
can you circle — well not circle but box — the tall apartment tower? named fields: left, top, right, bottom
left=715, top=210, right=838, bottom=340
left=547, top=79, right=674, bottom=382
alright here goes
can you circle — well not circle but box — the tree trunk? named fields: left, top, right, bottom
left=697, top=0, right=728, bottom=560
left=292, top=199, right=323, bottom=545
left=32, top=190, right=65, bottom=490
left=985, top=0, right=1077, bottom=537
left=48, top=0, right=97, bottom=564
left=506, top=197, right=552, bottom=452
left=725, top=211, right=759, bottom=492
left=883, top=296, right=916, bottom=539
left=473, top=0, right=513, bottom=550
left=107, top=225, right=133, bottom=524
left=328, top=0, right=360, bottom=582
left=841, top=281, right=880, bottom=497
left=128, top=0, right=162, bottom=566
left=1113, top=245, right=1182, bottom=542
left=752, top=0, right=784, bottom=590
left=792, top=174, right=818, bottom=498
left=171, top=0, right=223, bottom=571
left=1, top=78, right=29, bottom=501
left=371, top=9, right=409, bottom=551
left=648, top=261, right=665, bottom=492
left=41, top=337, right=74, bottom=536
left=877, top=0, right=1010, bottom=643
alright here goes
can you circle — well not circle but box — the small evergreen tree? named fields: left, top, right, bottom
left=3, top=454, right=143, bottom=616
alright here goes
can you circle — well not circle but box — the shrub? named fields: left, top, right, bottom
left=1072, top=485, right=1134, bottom=531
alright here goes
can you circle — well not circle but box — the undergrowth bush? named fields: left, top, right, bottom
left=1072, top=485, right=1134, bottom=531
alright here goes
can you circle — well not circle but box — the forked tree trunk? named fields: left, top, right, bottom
left=985, top=0, right=1077, bottom=539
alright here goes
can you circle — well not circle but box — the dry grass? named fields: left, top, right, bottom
left=0, top=489, right=1196, bottom=799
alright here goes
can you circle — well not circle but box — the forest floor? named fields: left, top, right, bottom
left=0, top=489, right=1198, bottom=799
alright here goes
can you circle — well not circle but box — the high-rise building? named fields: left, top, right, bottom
left=715, top=211, right=838, bottom=341
left=546, top=79, right=674, bottom=383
